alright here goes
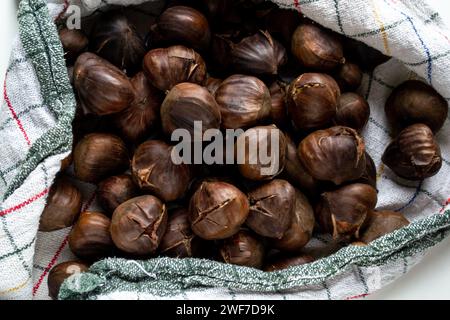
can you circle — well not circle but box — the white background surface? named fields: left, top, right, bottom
left=1, top=0, right=450, bottom=300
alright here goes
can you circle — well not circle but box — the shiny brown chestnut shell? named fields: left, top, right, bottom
left=97, top=174, right=139, bottom=215
left=235, top=125, right=287, bottom=181
left=205, top=77, right=222, bottom=96
left=74, top=53, right=134, bottom=116
left=189, top=181, right=249, bottom=240
left=48, top=261, right=89, bottom=300
left=114, top=72, right=163, bottom=143
left=269, top=81, right=288, bottom=126
left=58, top=28, right=88, bottom=64
left=360, top=210, right=409, bottom=243
left=334, top=62, right=363, bottom=92
left=157, top=6, right=211, bottom=51
left=68, top=212, right=114, bottom=261
left=39, top=177, right=82, bottom=232
left=159, top=208, right=202, bottom=258
left=143, top=45, right=207, bottom=92
left=264, top=254, right=314, bottom=272
left=291, top=23, right=345, bottom=71
left=382, top=124, right=442, bottom=180
left=131, top=140, right=192, bottom=202
left=335, top=93, right=370, bottom=132
left=287, top=73, right=341, bottom=131
left=215, top=74, right=271, bottom=129
left=385, top=80, right=448, bottom=134
left=357, top=152, right=378, bottom=189
left=315, top=183, right=378, bottom=239
left=90, top=10, right=146, bottom=75
left=161, top=82, right=221, bottom=138
left=230, top=30, right=287, bottom=75
left=220, top=230, right=265, bottom=268
left=247, top=179, right=296, bottom=239
left=111, top=195, right=168, bottom=256
left=73, top=133, right=129, bottom=183
left=298, top=126, right=366, bottom=185
left=271, top=190, right=315, bottom=252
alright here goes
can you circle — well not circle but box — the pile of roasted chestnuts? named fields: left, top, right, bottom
left=45, top=0, right=447, bottom=299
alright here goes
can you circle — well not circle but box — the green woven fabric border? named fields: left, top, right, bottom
left=3, top=0, right=76, bottom=200
left=59, top=211, right=450, bottom=299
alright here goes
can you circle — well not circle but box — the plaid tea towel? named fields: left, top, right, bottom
left=1, top=0, right=450, bottom=300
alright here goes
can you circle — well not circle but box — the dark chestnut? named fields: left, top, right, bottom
left=269, top=81, right=288, bottom=126
left=230, top=30, right=287, bottom=75
left=90, top=10, right=146, bottom=75
left=157, top=6, right=211, bottom=51
left=291, top=23, right=345, bottom=71
left=385, top=80, right=448, bottom=134
left=131, top=140, right=192, bottom=202
left=298, top=126, right=366, bottom=185
left=272, top=190, right=315, bottom=252
left=205, top=77, right=222, bottom=96
left=287, top=73, right=340, bottom=131
left=315, top=183, right=378, bottom=239
left=343, top=37, right=390, bottom=72
left=220, top=230, right=265, bottom=268
left=97, top=174, right=139, bottom=215
left=159, top=208, right=202, bottom=258
left=110, top=195, right=168, bottom=256
left=143, top=45, right=207, bottom=92
left=360, top=210, right=410, bottom=243
left=68, top=212, right=114, bottom=261
left=236, top=125, right=287, bottom=181
left=262, top=8, right=302, bottom=46
left=58, top=27, right=88, bottom=64
left=382, top=124, right=442, bottom=180
left=335, top=93, right=370, bottom=132
left=215, top=74, right=271, bottom=129
left=357, top=152, right=378, bottom=189
left=48, top=261, right=89, bottom=300
left=114, top=72, right=163, bottom=143
left=161, top=82, right=221, bottom=138
left=189, top=181, right=249, bottom=240
left=264, top=254, right=314, bottom=272
left=73, top=133, right=129, bottom=183
left=334, top=62, right=363, bottom=92
left=74, top=53, right=134, bottom=115
left=39, top=177, right=82, bottom=232
left=247, top=179, right=295, bottom=239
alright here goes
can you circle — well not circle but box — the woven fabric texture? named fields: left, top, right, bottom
left=0, top=0, right=449, bottom=300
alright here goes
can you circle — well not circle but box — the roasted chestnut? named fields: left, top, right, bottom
left=161, top=82, right=221, bottom=138
left=114, top=72, right=163, bottom=143
left=143, top=45, right=207, bottom=92
left=235, top=125, right=287, bottom=180
left=287, top=73, right=340, bottom=131
left=382, top=124, right=442, bottom=180
left=156, top=6, right=211, bottom=51
left=264, top=254, right=314, bottom=272
left=110, top=195, right=168, bottom=256
left=189, top=181, right=249, bottom=240
left=298, top=126, right=366, bottom=185
left=68, top=212, right=114, bottom=261
left=58, top=27, right=88, bottom=64
left=272, top=190, right=315, bottom=252
left=215, top=74, right=271, bottom=129
left=335, top=93, right=370, bottom=132
left=90, top=10, right=146, bottom=75
left=230, top=30, right=287, bottom=75
left=247, top=179, right=295, bottom=239
left=385, top=80, right=448, bottom=134
left=315, top=183, right=378, bottom=239
left=131, top=140, right=192, bottom=202
left=220, top=230, right=265, bottom=268
left=357, top=152, right=377, bottom=189
left=291, top=23, right=345, bottom=71
left=205, top=77, right=222, bottom=96
left=269, top=81, right=288, bottom=126
left=334, top=62, right=363, bottom=92
left=73, top=133, right=129, bottom=183
left=74, top=53, right=134, bottom=115
left=360, top=210, right=410, bottom=243
left=159, top=208, right=202, bottom=258
left=48, top=261, right=89, bottom=300
left=39, top=177, right=82, bottom=232
left=97, top=174, right=139, bottom=215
